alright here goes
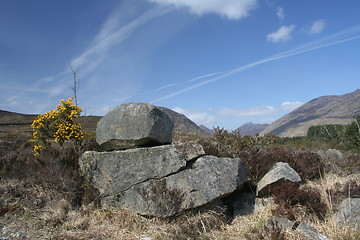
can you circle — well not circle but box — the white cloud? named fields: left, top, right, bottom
left=217, top=102, right=303, bottom=118
left=0, top=96, right=19, bottom=107
left=172, top=107, right=216, bottom=126
left=276, top=7, right=284, bottom=20
left=280, top=101, right=304, bottom=111
left=218, top=106, right=277, bottom=117
left=267, top=25, right=296, bottom=43
left=309, top=19, right=326, bottom=35
left=149, top=0, right=258, bottom=20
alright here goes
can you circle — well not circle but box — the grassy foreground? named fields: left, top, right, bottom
left=0, top=131, right=359, bottom=239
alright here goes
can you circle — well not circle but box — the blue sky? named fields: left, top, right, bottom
left=1, top=0, right=359, bottom=130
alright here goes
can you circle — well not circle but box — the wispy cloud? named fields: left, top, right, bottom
left=187, top=71, right=225, bottom=83
left=28, top=5, right=171, bottom=98
left=219, top=106, right=277, bottom=117
left=309, top=19, right=326, bottom=35
left=149, top=0, right=258, bottom=20
left=152, top=25, right=360, bottom=103
left=217, top=101, right=303, bottom=118
left=281, top=101, right=304, bottom=111
left=172, top=100, right=303, bottom=129
left=276, top=7, right=284, bottom=20
left=155, top=84, right=176, bottom=91
left=0, top=96, right=20, bottom=108
left=172, top=107, right=216, bottom=126
left=267, top=25, right=296, bottom=43
left=70, top=7, right=171, bottom=77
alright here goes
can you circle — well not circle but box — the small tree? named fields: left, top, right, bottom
left=68, top=61, right=80, bottom=106
left=31, top=97, right=84, bottom=156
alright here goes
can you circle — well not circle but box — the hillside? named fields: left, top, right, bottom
left=261, top=89, right=360, bottom=137
left=0, top=110, right=37, bottom=124
left=235, top=122, right=269, bottom=136
left=159, top=107, right=210, bottom=137
left=199, top=125, right=215, bottom=134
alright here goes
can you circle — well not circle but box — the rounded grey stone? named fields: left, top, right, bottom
left=256, top=162, right=301, bottom=196
left=96, top=103, right=174, bottom=150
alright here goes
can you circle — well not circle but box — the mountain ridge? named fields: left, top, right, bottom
left=261, top=89, right=360, bottom=137
left=235, top=122, right=269, bottom=136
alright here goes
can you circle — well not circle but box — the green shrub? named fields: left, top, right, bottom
left=307, top=116, right=360, bottom=152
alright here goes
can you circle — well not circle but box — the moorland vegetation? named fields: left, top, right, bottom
left=0, top=100, right=359, bottom=239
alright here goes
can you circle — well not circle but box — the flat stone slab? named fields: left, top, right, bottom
left=101, top=156, right=247, bottom=217
left=79, top=142, right=205, bottom=196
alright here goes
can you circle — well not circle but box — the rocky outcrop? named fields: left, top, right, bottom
left=80, top=102, right=247, bottom=217
left=96, top=103, right=174, bottom=151
left=256, top=162, right=301, bottom=196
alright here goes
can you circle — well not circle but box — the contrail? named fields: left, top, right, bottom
left=29, top=6, right=172, bottom=96
left=151, top=25, right=360, bottom=103
left=186, top=71, right=225, bottom=83
left=114, top=71, right=223, bottom=102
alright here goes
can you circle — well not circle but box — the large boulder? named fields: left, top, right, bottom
left=79, top=142, right=205, bottom=196
left=96, top=103, right=174, bottom=150
left=99, top=156, right=247, bottom=217
left=256, top=162, right=301, bottom=196
left=334, top=198, right=360, bottom=227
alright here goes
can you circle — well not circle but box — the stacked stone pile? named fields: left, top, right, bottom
left=79, top=103, right=247, bottom=217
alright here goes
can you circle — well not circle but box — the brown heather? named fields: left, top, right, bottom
left=0, top=130, right=359, bottom=239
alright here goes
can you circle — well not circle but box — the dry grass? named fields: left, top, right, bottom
left=1, top=133, right=360, bottom=239
left=1, top=180, right=360, bottom=239
left=1, top=199, right=226, bottom=239
left=298, top=172, right=360, bottom=239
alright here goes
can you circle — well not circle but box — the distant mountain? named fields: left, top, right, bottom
left=159, top=107, right=210, bottom=137
left=235, top=122, right=269, bottom=136
left=199, top=125, right=215, bottom=135
left=261, top=89, right=360, bottom=137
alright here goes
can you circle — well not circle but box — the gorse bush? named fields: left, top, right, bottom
left=31, top=97, right=84, bottom=156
